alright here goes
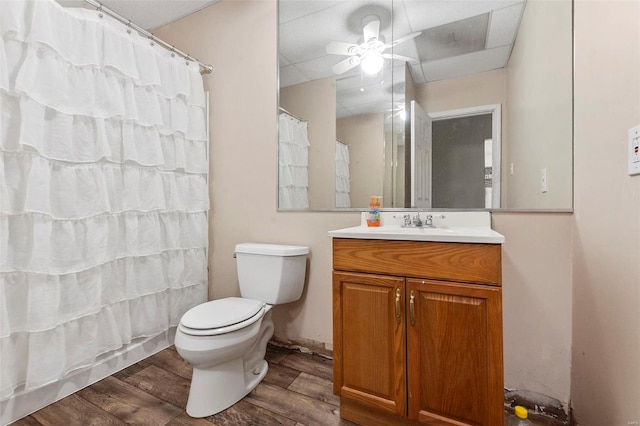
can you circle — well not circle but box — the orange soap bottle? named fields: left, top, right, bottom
left=366, top=196, right=381, bottom=227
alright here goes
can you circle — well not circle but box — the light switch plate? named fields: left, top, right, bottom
left=629, top=125, right=640, bottom=176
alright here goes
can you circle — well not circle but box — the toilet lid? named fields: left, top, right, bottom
left=180, top=297, right=265, bottom=330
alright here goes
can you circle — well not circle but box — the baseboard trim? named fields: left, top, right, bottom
left=269, top=336, right=333, bottom=358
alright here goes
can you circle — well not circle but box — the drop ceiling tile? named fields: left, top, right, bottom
left=390, top=0, right=414, bottom=47
left=402, top=0, right=523, bottom=32
left=336, top=106, right=351, bottom=118
left=278, top=0, right=343, bottom=24
left=409, top=63, right=427, bottom=84
left=415, top=13, right=489, bottom=62
left=280, top=18, right=349, bottom=64
left=279, top=65, right=310, bottom=88
left=295, top=55, right=348, bottom=81
left=486, top=2, right=525, bottom=48
left=421, top=45, right=511, bottom=81
left=336, top=74, right=366, bottom=92
left=280, top=54, right=292, bottom=66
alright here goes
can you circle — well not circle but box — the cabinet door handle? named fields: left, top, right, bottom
left=409, top=290, right=416, bottom=326
left=395, top=288, right=401, bottom=324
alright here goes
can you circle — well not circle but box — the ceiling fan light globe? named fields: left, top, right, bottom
left=361, top=53, right=383, bottom=75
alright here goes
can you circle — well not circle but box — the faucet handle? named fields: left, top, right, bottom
left=424, top=213, right=445, bottom=227
left=394, top=214, right=413, bottom=227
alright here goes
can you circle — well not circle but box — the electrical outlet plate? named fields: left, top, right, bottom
left=629, top=125, right=640, bottom=175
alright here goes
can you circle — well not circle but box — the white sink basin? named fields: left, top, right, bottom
left=328, top=225, right=503, bottom=244
left=371, top=226, right=456, bottom=234
left=328, top=212, right=504, bottom=244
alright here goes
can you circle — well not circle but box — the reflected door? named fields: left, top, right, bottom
left=411, top=101, right=432, bottom=208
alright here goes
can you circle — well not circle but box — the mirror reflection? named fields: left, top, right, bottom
left=278, top=0, right=573, bottom=211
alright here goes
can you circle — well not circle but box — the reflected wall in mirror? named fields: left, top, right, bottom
left=278, top=0, right=573, bottom=211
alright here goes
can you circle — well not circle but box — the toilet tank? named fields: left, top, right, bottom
left=235, top=243, right=309, bottom=304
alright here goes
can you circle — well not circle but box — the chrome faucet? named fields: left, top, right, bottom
left=397, top=212, right=445, bottom=228
left=412, top=213, right=423, bottom=227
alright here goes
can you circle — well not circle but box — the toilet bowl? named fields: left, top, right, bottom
left=174, top=243, right=308, bottom=418
left=175, top=297, right=274, bottom=417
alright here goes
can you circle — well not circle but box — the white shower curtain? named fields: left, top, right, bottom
left=335, top=140, right=351, bottom=208
left=278, top=112, right=309, bottom=209
left=0, top=0, right=209, bottom=401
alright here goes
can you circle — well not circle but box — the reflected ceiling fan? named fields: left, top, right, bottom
left=326, top=16, right=421, bottom=75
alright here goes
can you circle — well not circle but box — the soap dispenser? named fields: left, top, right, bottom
left=366, top=196, right=381, bottom=227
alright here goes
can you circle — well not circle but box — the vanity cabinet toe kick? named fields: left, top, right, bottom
left=331, top=238, right=503, bottom=426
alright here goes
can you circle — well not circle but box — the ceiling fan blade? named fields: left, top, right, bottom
left=381, top=53, right=418, bottom=63
left=326, top=41, right=360, bottom=56
left=332, top=56, right=361, bottom=74
left=363, top=19, right=380, bottom=44
left=387, top=31, right=422, bottom=48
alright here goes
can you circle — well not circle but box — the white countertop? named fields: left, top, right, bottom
left=328, top=211, right=505, bottom=244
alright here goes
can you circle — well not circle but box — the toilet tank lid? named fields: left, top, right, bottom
left=235, top=243, right=309, bottom=256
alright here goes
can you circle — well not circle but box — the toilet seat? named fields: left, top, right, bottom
left=179, top=297, right=266, bottom=336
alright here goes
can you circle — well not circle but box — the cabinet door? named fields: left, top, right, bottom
left=407, top=279, right=503, bottom=425
left=333, top=272, right=407, bottom=416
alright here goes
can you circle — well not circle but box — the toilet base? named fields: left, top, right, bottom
left=185, top=357, right=268, bottom=418
left=181, top=310, right=274, bottom=418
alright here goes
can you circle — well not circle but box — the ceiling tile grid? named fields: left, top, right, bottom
left=279, top=0, right=525, bottom=97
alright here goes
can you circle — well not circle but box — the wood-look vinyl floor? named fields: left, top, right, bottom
left=13, top=345, right=358, bottom=426
left=11, top=345, right=566, bottom=426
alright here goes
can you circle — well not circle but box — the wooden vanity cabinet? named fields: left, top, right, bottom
left=332, top=238, right=503, bottom=426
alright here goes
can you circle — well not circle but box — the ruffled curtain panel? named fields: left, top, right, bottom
left=335, top=140, right=350, bottom=208
left=0, top=0, right=209, bottom=400
left=278, top=113, right=309, bottom=209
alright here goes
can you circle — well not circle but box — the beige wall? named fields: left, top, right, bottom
left=336, top=113, right=385, bottom=207
left=281, top=78, right=337, bottom=209
left=505, top=0, right=573, bottom=210
left=156, top=0, right=640, bottom=419
left=492, top=213, right=572, bottom=406
left=415, top=70, right=508, bottom=204
left=572, top=0, right=640, bottom=424
left=155, top=0, right=359, bottom=353
left=416, top=69, right=506, bottom=114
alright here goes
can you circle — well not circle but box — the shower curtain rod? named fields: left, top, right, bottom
left=279, top=107, right=307, bottom=123
left=84, top=0, right=214, bottom=75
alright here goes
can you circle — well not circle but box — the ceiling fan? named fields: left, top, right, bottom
left=326, top=16, right=421, bottom=75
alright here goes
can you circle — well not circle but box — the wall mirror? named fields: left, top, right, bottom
left=278, top=0, right=573, bottom=212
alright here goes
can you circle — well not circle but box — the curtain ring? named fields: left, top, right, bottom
left=97, top=4, right=103, bottom=18
left=126, top=20, right=132, bottom=34
left=171, top=46, right=176, bottom=58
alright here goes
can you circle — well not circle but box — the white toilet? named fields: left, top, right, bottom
left=174, top=242, right=309, bottom=418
